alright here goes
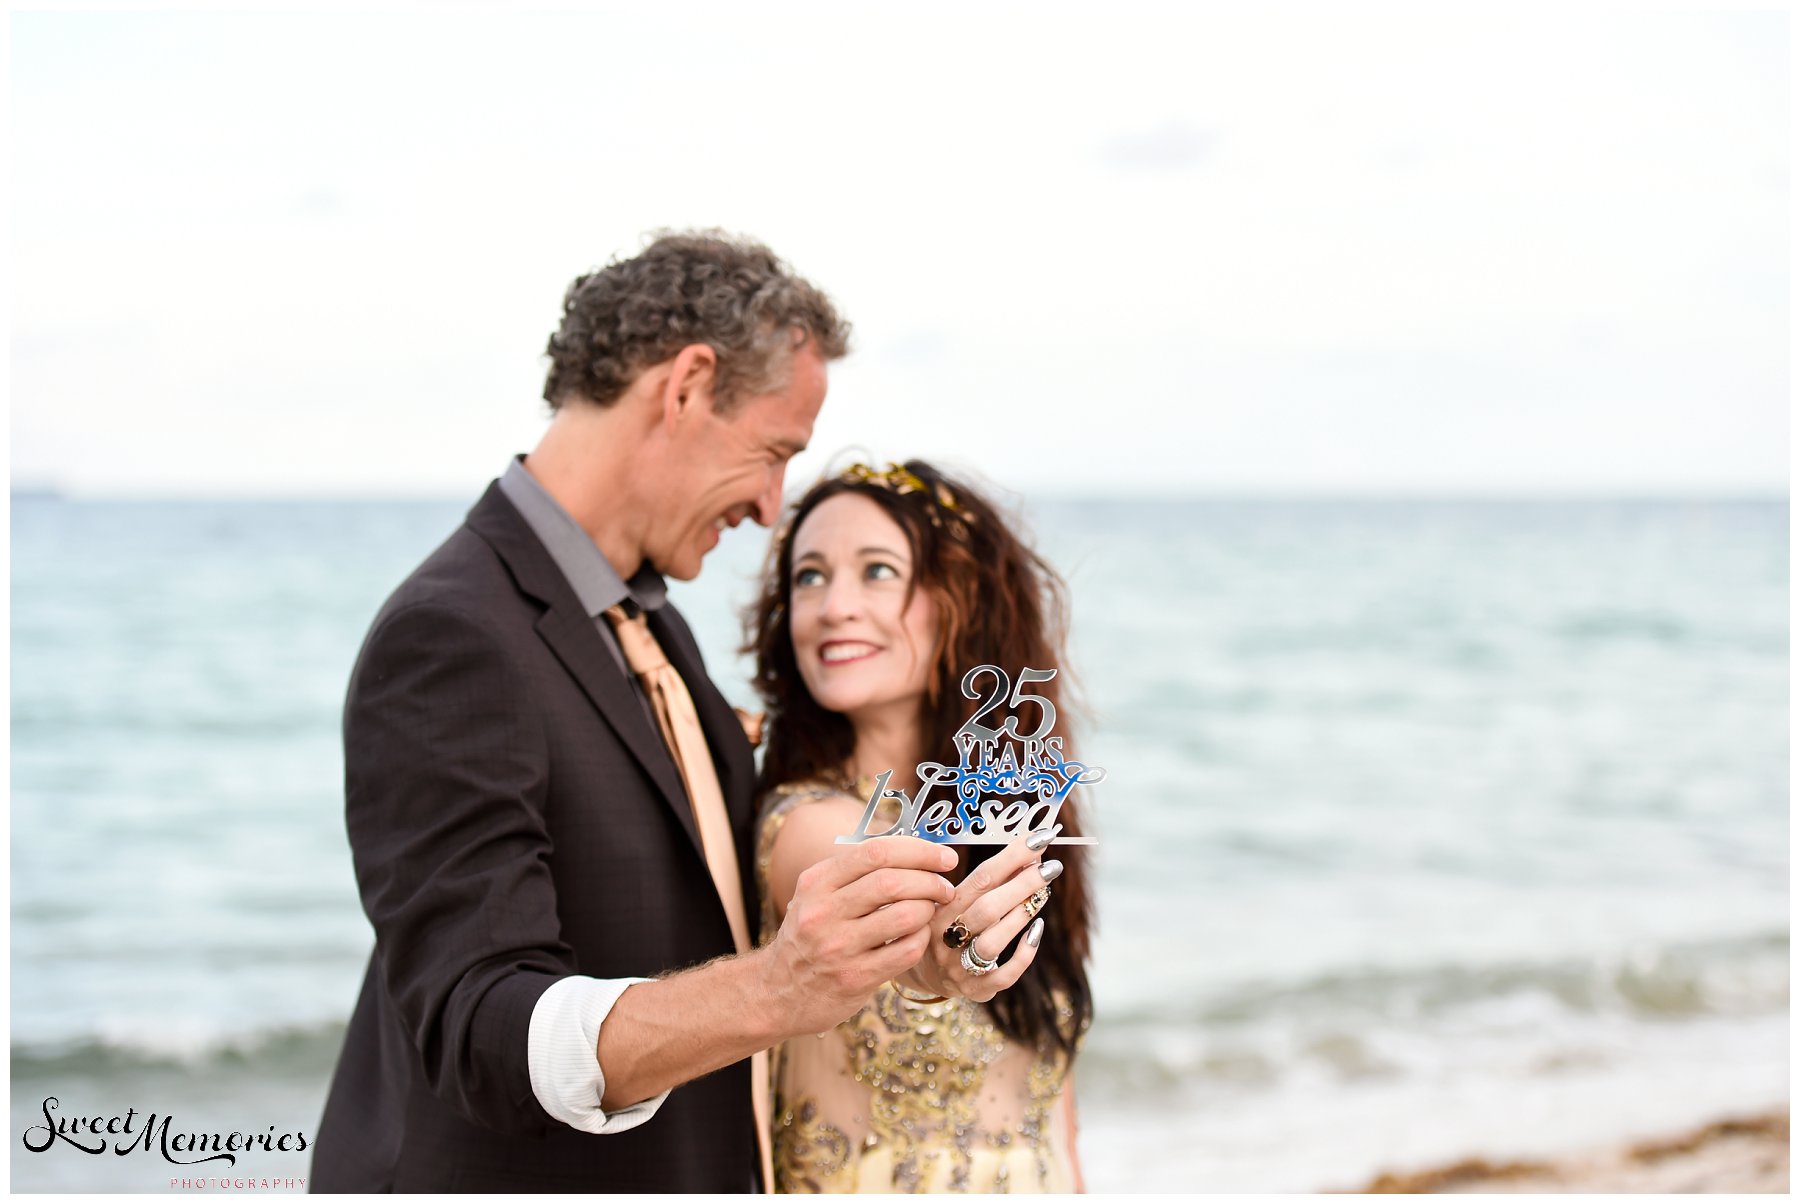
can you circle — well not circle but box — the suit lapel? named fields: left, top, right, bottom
left=465, top=484, right=704, bottom=858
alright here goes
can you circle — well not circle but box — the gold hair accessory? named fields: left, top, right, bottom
left=841, top=461, right=930, bottom=495
left=838, top=462, right=974, bottom=540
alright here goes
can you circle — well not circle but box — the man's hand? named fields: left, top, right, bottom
left=598, top=833, right=954, bottom=1109
left=757, top=836, right=957, bottom=1033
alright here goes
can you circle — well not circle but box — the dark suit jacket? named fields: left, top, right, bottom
left=311, top=483, right=761, bottom=1192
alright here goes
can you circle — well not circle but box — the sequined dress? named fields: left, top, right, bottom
left=756, top=782, right=1081, bottom=1194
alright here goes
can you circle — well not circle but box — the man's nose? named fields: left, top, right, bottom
left=752, top=464, right=787, bottom=527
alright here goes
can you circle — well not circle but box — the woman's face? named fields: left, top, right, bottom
left=788, top=492, right=939, bottom=724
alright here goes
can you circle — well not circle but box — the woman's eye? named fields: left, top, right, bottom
left=793, top=567, right=825, bottom=588
left=865, top=562, right=901, bottom=582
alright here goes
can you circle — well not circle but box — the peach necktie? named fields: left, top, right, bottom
left=603, top=604, right=773, bottom=1193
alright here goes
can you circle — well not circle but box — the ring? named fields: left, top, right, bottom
left=961, top=942, right=998, bottom=976
left=943, top=918, right=972, bottom=949
left=1023, top=887, right=1050, bottom=919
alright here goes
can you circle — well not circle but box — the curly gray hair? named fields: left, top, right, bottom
left=542, top=229, right=851, bottom=412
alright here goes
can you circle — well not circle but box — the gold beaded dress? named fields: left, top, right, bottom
left=755, top=782, right=1082, bottom=1194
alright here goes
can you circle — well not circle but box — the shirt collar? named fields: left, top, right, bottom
left=497, top=456, right=667, bottom=617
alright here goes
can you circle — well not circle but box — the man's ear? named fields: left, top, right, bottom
left=660, top=344, right=719, bottom=427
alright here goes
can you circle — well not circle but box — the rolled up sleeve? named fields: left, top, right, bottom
left=528, top=976, right=671, bottom=1133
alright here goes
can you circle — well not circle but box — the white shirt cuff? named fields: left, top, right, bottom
left=527, top=975, right=671, bottom=1134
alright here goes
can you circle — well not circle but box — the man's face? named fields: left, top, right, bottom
left=646, top=342, right=828, bottom=581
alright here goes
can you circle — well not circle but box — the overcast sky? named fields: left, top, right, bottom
left=9, top=5, right=1789, bottom=498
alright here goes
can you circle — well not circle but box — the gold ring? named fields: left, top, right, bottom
left=943, top=917, right=972, bottom=949
left=1023, top=888, right=1051, bottom=919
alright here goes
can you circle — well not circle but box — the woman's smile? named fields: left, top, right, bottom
left=818, top=639, right=882, bottom=665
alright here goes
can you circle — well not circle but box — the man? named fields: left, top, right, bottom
left=312, top=232, right=959, bottom=1191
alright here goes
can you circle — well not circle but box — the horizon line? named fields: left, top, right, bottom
left=10, top=487, right=1791, bottom=505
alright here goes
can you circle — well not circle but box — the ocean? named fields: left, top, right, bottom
left=9, top=495, right=1788, bottom=1192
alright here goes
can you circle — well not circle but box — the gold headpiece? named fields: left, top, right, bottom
left=838, top=461, right=973, bottom=540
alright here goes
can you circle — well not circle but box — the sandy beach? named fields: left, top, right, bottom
left=1349, top=1110, right=1788, bottom=1193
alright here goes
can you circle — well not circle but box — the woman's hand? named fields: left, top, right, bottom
left=898, top=827, right=1063, bottom=1003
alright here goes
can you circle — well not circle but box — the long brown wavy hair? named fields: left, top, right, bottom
left=744, top=459, right=1094, bottom=1060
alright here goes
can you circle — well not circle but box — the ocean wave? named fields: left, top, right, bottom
left=10, top=708, right=341, bottom=739
left=1119, top=930, right=1789, bottom=1031
left=1553, top=611, right=1696, bottom=646
left=1080, top=931, right=1789, bottom=1096
left=14, top=935, right=1779, bottom=1090
left=12, top=1020, right=347, bottom=1080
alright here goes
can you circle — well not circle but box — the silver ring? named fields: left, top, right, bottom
left=960, top=942, right=998, bottom=975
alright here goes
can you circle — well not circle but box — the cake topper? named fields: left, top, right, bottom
left=837, top=665, right=1102, bottom=846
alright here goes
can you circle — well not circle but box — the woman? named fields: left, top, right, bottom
left=744, top=460, right=1096, bottom=1193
